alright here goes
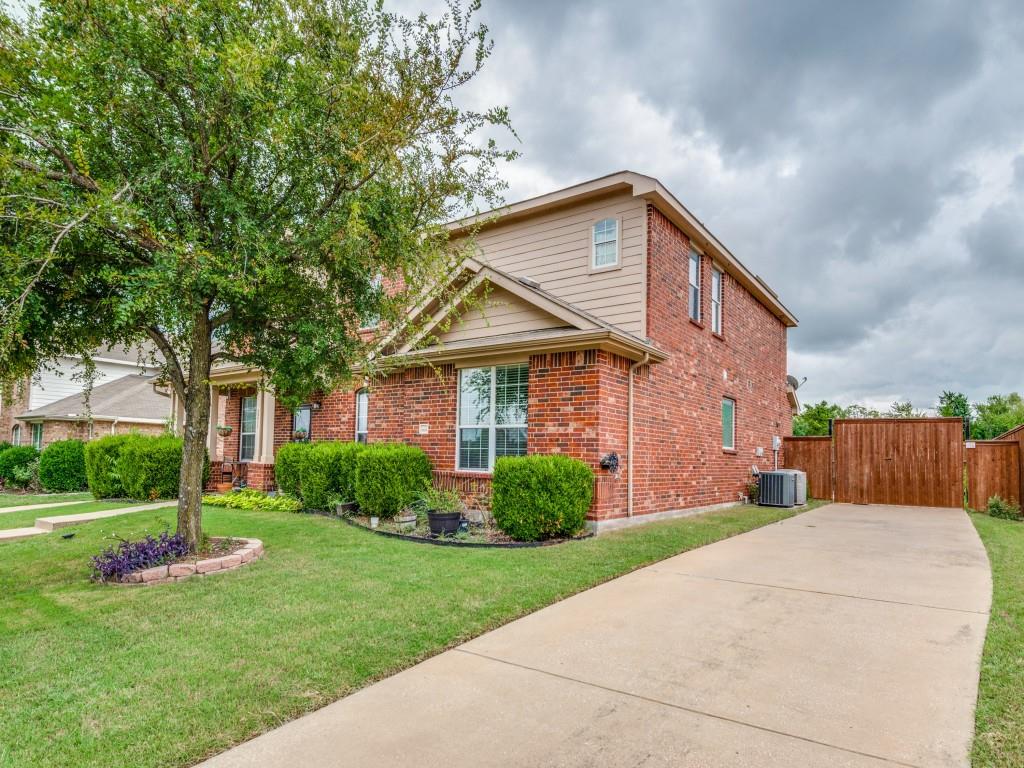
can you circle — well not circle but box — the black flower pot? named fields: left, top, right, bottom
left=427, top=511, right=462, bottom=536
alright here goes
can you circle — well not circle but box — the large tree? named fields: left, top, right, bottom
left=0, top=0, right=513, bottom=547
left=972, top=393, right=1024, bottom=439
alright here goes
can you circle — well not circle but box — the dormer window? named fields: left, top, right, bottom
left=591, top=218, right=619, bottom=270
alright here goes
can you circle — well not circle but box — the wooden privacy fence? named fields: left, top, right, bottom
left=966, top=440, right=1021, bottom=508
left=780, top=437, right=833, bottom=499
left=782, top=417, right=1023, bottom=509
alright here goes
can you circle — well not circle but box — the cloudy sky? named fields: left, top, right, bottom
left=397, top=0, right=1024, bottom=411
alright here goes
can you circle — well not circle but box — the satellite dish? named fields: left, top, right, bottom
left=786, top=374, right=801, bottom=390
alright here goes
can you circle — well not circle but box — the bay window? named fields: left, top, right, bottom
left=457, top=363, right=528, bottom=471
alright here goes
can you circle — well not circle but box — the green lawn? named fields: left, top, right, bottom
left=0, top=499, right=826, bottom=768
left=0, top=501, right=137, bottom=530
left=0, top=492, right=92, bottom=508
left=971, top=513, right=1024, bottom=768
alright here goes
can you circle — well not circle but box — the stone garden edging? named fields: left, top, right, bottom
left=120, top=538, right=264, bottom=585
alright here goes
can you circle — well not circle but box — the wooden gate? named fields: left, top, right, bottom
left=966, top=440, right=1021, bottom=508
left=833, top=418, right=964, bottom=507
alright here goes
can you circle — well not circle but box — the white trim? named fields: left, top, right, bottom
left=239, top=395, right=257, bottom=462
left=711, top=267, right=723, bottom=334
left=355, top=389, right=369, bottom=443
left=688, top=247, right=702, bottom=323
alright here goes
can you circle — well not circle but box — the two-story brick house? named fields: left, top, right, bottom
left=196, top=171, right=799, bottom=529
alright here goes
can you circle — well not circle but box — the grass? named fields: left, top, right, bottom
left=0, top=498, right=826, bottom=768
left=0, top=492, right=92, bottom=508
left=971, top=512, right=1024, bottom=767
left=0, top=501, right=137, bottom=530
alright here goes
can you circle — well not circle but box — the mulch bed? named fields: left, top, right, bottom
left=343, top=514, right=593, bottom=549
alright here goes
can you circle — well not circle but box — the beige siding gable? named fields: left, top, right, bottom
left=430, top=286, right=571, bottom=346
left=469, top=191, right=647, bottom=336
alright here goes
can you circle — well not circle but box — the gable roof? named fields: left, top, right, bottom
left=380, top=259, right=666, bottom=365
left=449, top=170, right=798, bottom=328
left=18, top=374, right=169, bottom=423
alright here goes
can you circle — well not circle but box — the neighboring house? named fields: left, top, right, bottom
left=197, top=171, right=799, bottom=529
left=1, top=346, right=167, bottom=450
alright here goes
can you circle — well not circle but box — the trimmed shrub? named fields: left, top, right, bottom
left=116, top=435, right=207, bottom=500
left=0, top=446, right=40, bottom=488
left=39, top=439, right=88, bottom=492
left=299, top=441, right=366, bottom=510
left=274, top=442, right=312, bottom=498
left=987, top=495, right=1023, bottom=521
left=84, top=434, right=134, bottom=498
left=492, top=455, right=593, bottom=541
left=11, top=456, right=40, bottom=491
left=354, top=443, right=432, bottom=518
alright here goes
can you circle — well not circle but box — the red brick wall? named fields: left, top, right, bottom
left=634, top=205, right=790, bottom=517
left=0, top=379, right=31, bottom=446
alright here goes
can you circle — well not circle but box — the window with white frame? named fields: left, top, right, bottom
left=361, top=274, right=384, bottom=329
left=292, top=406, right=311, bottom=442
left=689, top=248, right=702, bottom=322
left=592, top=218, right=619, bottom=269
left=711, top=267, right=723, bottom=334
left=457, top=363, right=528, bottom=471
left=355, top=389, right=369, bottom=443
left=31, top=423, right=43, bottom=451
left=11, top=424, right=21, bottom=447
left=722, top=397, right=736, bottom=450
left=239, top=395, right=257, bottom=461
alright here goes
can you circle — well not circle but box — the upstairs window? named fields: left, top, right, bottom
left=355, top=389, right=369, bottom=444
left=361, top=274, right=384, bottom=329
left=711, top=267, right=723, bottom=334
left=592, top=218, right=619, bottom=269
left=689, top=248, right=702, bottom=322
left=722, top=397, right=736, bottom=451
left=457, top=363, right=528, bottom=471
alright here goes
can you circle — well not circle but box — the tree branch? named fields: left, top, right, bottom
left=146, top=326, right=186, bottom=400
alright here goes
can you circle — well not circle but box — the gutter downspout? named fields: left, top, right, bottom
left=627, top=352, right=650, bottom=518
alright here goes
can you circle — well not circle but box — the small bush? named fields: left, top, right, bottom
left=354, top=443, right=432, bottom=518
left=412, top=485, right=463, bottom=515
left=11, top=456, right=40, bottom=491
left=0, top=446, right=40, bottom=488
left=84, top=434, right=135, bottom=498
left=274, top=442, right=312, bottom=498
left=202, top=488, right=302, bottom=513
left=987, top=495, right=1023, bottom=521
left=492, top=455, right=593, bottom=541
left=39, top=439, right=88, bottom=492
left=117, top=435, right=209, bottom=500
left=90, top=530, right=190, bottom=582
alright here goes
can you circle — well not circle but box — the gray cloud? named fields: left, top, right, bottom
left=395, top=0, right=1024, bottom=410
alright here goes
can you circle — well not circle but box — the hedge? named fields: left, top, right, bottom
left=114, top=435, right=209, bottom=501
left=354, top=443, right=432, bottom=518
left=0, top=446, right=40, bottom=488
left=274, top=442, right=312, bottom=498
left=491, top=455, right=593, bottom=541
left=39, top=439, right=88, bottom=492
left=84, top=434, right=135, bottom=498
left=300, top=441, right=368, bottom=510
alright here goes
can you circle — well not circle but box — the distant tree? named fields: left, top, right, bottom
left=845, top=404, right=882, bottom=419
left=0, top=0, right=514, bottom=549
left=792, top=401, right=845, bottom=436
left=972, top=393, right=1024, bottom=439
left=887, top=401, right=925, bottom=418
left=937, top=391, right=971, bottom=420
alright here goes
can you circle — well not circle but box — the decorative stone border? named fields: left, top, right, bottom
left=121, top=538, right=264, bottom=585
left=341, top=516, right=593, bottom=549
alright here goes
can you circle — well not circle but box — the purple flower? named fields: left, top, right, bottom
left=90, top=530, right=190, bottom=582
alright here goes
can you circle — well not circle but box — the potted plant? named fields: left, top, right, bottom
left=291, top=427, right=308, bottom=441
left=414, top=486, right=464, bottom=536
left=394, top=507, right=417, bottom=530
left=216, top=424, right=233, bottom=437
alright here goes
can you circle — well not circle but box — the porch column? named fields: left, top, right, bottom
left=207, top=385, right=220, bottom=460
left=258, top=388, right=276, bottom=465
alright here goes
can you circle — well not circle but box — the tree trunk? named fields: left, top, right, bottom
left=177, top=313, right=213, bottom=551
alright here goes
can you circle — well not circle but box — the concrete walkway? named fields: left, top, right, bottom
left=0, top=501, right=177, bottom=542
left=0, top=499, right=93, bottom=515
left=199, top=504, right=992, bottom=768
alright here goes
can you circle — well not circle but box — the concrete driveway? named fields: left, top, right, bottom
left=200, top=504, right=991, bottom=768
